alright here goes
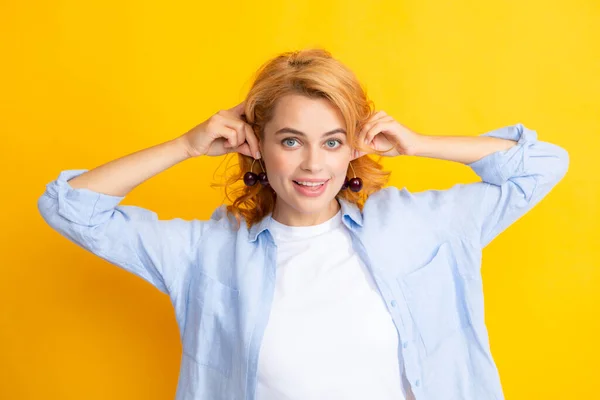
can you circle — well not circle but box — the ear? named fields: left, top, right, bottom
left=352, top=149, right=366, bottom=160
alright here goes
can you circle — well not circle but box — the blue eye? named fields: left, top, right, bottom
left=282, top=138, right=298, bottom=147
left=326, top=139, right=342, bottom=148
left=281, top=138, right=343, bottom=149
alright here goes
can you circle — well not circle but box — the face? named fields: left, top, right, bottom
left=260, top=94, right=352, bottom=227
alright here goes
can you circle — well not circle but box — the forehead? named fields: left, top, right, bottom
left=268, top=94, right=345, bottom=132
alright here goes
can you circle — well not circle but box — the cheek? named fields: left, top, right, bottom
left=336, top=158, right=351, bottom=173
left=265, top=153, right=293, bottom=175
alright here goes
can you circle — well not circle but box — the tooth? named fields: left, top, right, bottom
left=297, top=181, right=324, bottom=187
left=300, top=182, right=323, bottom=186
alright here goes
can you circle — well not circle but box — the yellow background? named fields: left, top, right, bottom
left=2, top=0, right=598, bottom=398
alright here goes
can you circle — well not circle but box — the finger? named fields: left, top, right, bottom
left=358, top=112, right=389, bottom=144
left=228, top=101, right=246, bottom=116
left=220, top=126, right=239, bottom=149
left=359, top=116, right=392, bottom=146
left=223, top=112, right=260, bottom=158
left=364, top=119, right=391, bottom=145
left=211, top=114, right=238, bottom=146
left=364, top=119, right=394, bottom=145
left=371, top=110, right=387, bottom=119
left=243, top=123, right=261, bottom=158
left=235, top=121, right=245, bottom=148
left=365, top=110, right=386, bottom=122
left=223, top=120, right=246, bottom=149
left=235, top=142, right=253, bottom=158
left=366, top=110, right=387, bottom=126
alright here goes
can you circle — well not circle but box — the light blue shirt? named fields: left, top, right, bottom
left=37, top=123, right=569, bottom=399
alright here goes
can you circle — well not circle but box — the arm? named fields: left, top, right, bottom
left=411, top=123, right=570, bottom=250
left=66, top=136, right=193, bottom=195
left=411, top=133, right=518, bottom=165
left=37, top=136, right=209, bottom=294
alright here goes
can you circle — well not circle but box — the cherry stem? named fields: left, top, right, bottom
left=349, top=161, right=356, bottom=178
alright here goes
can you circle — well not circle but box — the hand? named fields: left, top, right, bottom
left=180, top=101, right=261, bottom=159
left=352, top=111, right=422, bottom=160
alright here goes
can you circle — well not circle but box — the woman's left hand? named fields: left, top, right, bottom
left=353, top=111, right=423, bottom=160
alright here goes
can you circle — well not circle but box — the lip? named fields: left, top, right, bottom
left=292, top=179, right=329, bottom=197
left=293, top=178, right=330, bottom=183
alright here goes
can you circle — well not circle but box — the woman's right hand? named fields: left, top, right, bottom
left=180, top=101, right=261, bottom=159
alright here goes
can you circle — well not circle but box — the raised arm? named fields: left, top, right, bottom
left=37, top=137, right=209, bottom=294
left=65, top=136, right=192, bottom=195
left=38, top=102, right=261, bottom=294
left=411, top=124, right=570, bottom=251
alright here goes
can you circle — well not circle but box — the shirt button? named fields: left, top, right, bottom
left=390, top=300, right=397, bottom=307
left=415, top=379, right=420, bottom=387
left=402, top=341, right=408, bottom=349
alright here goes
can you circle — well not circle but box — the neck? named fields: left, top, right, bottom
left=272, top=198, right=340, bottom=227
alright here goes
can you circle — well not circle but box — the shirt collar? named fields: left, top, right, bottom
left=247, top=196, right=363, bottom=243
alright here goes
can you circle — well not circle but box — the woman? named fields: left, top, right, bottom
left=38, top=48, right=569, bottom=400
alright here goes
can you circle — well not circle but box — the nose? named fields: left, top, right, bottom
left=300, top=145, right=325, bottom=173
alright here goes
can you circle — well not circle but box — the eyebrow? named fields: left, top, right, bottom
left=274, top=127, right=347, bottom=137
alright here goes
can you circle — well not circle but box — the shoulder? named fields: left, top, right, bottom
left=367, top=183, right=483, bottom=213
left=209, top=205, right=242, bottom=228
left=363, top=185, right=475, bottom=239
left=361, top=186, right=435, bottom=236
left=365, top=185, right=453, bottom=215
left=207, top=204, right=248, bottom=237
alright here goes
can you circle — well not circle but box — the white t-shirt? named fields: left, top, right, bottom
left=255, top=209, right=414, bottom=400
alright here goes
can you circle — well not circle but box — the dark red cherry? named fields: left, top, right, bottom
left=348, top=177, right=363, bottom=192
left=341, top=179, right=349, bottom=190
left=244, top=172, right=258, bottom=186
left=258, top=172, right=269, bottom=185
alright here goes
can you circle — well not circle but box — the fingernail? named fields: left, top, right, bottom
left=256, top=151, right=261, bottom=159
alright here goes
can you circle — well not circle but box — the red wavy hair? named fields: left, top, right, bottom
left=210, top=48, right=394, bottom=229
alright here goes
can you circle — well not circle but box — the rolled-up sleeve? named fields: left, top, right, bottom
left=465, top=123, right=570, bottom=247
left=37, top=169, right=210, bottom=294
left=407, top=124, right=569, bottom=252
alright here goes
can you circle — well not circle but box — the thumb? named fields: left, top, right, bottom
left=236, top=143, right=253, bottom=158
left=229, top=101, right=246, bottom=116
